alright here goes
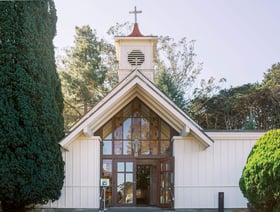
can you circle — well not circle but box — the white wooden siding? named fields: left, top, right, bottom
left=43, top=131, right=263, bottom=209
left=42, top=135, right=101, bottom=208
left=173, top=132, right=264, bottom=209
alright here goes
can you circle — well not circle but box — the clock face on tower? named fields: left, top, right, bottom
left=128, top=50, right=145, bottom=66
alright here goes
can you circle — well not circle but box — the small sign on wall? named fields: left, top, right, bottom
left=100, top=178, right=110, bottom=187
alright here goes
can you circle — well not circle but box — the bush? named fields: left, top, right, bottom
left=239, top=129, right=280, bottom=211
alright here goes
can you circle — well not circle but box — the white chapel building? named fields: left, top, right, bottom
left=46, top=12, right=264, bottom=210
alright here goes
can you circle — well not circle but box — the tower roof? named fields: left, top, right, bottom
left=128, top=23, right=144, bottom=37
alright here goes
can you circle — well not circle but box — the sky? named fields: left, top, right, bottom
left=53, top=0, right=280, bottom=88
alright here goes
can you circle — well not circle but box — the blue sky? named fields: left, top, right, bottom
left=53, top=0, right=280, bottom=88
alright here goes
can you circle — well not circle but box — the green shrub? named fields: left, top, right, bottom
left=239, top=129, right=280, bottom=211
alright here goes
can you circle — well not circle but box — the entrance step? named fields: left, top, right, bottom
left=106, top=207, right=171, bottom=212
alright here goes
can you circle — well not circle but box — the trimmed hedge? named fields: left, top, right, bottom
left=239, top=129, right=280, bottom=211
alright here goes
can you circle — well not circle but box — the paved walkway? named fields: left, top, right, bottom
left=27, top=207, right=250, bottom=212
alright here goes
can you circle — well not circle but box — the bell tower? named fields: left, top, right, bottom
left=115, top=7, right=158, bottom=82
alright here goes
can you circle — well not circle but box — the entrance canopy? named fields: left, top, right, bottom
left=60, top=69, right=213, bottom=148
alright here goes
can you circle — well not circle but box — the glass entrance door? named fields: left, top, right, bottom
left=136, top=165, right=151, bottom=205
left=114, top=160, right=135, bottom=205
left=111, top=158, right=174, bottom=208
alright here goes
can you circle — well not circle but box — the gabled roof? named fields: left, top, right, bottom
left=60, top=69, right=213, bottom=148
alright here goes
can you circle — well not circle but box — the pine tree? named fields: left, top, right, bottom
left=155, top=68, right=188, bottom=111
left=59, top=25, right=107, bottom=128
left=0, top=1, right=64, bottom=211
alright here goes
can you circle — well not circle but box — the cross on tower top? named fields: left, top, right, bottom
left=129, top=6, right=142, bottom=24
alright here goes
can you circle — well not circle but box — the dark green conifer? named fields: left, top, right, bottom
left=0, top=1, right=64, bottom=211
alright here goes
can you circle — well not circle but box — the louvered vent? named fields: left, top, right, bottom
left=128, top=50, right=145, bottom=66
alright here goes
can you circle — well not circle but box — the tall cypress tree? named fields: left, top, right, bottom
left=0, top=1, right=64, bottom=211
